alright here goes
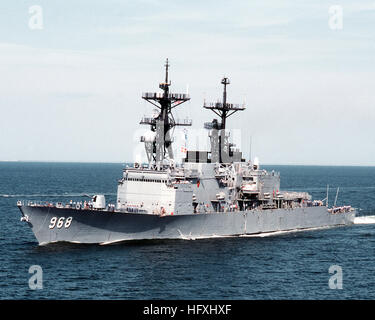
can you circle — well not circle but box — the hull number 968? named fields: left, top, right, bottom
left=49, top=217, right=73, bottom=229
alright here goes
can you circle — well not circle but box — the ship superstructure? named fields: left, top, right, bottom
left=117, top=61, right=302, bottom=216
left=17, top=60, right=356, bottom=245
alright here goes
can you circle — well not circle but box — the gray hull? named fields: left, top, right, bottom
left=19, top=206, right=356, bottom=245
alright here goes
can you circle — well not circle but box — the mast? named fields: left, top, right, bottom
left=334, top=187, right=340, bottom=207
left=203, top=77, right=245, bottom=130
left=203, top=77, right=245, bottom=163
left=140, top=59, right=191, bottom=168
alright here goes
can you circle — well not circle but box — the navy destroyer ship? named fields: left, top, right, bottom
left=17, top=60, right=356, bottom=245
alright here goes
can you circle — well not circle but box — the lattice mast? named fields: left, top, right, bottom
left=203, top=77, right=245, bottom=163
left=140, top=59, right=191, bottom=167
left=204, top=77, right=245, bottom=130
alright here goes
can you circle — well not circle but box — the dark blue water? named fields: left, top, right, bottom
left=1, top=162, right=375, bottom=299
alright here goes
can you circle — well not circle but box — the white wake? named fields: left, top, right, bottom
left=354, top=215, right=375, bottom=225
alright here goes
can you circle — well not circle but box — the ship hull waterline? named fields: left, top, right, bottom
left=18, top=205, right=356, bottom=246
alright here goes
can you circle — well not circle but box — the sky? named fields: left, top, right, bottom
left=0, top=0, right=374, bottom=165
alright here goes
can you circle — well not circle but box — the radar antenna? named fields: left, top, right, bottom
left=203, top=77, right=245, bottom=130
left=203, top=77, right=245, bottom=163
left=140, top=59, right=192, bottom=168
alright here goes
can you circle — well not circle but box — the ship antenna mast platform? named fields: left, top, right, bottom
left=140, top=59, right=192, bottom=168
left=203, top=77, right=245, bottom=130
left=203, top=77, right=246, bottom=163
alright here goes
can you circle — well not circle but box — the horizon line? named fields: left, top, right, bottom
left=0, top=160, right=374, bottom=167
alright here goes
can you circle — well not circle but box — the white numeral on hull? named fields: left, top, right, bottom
left=49, top=217, right=73, bottom=229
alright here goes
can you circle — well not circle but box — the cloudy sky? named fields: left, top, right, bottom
left=0, top=0, right=374, bottom=165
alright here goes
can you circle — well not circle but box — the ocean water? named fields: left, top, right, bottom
left=1, top=162, right=375, bottom=300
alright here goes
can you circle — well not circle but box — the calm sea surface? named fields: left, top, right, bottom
left=1, top=162, right=375, bottom=299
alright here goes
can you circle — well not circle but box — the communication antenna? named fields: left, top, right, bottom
left=140, top=58, right=192, bottom=167
left=326, top=185, right=329, bottom=207
left=249, top=135, right=252, bottom=162
left=334, top=187, right=340, bottom=207
left=203, top=77, right=245, bottom=129
left=203, top=77, right=245, bottom=163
